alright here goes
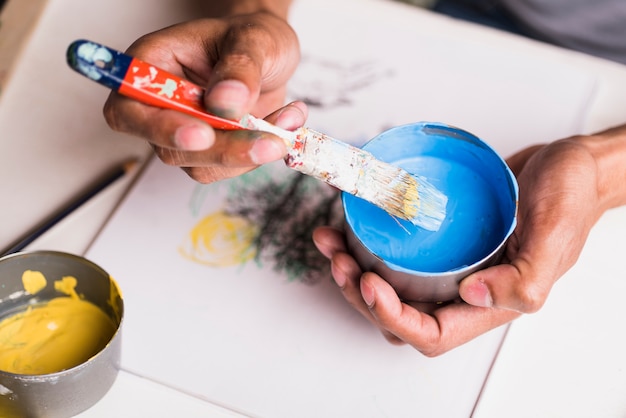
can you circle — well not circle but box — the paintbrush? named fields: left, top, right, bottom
left=1, top=159, right=138, bottom=256
left=65, top=39, right=447, bottom=230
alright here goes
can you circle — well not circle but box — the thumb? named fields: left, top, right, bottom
left=204, top=16, right=299, bottom=120
left=204, top=75, right=260, bottom=121
left=459, top=260, right=553, bottom=313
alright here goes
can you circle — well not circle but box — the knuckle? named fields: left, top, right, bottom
left=421, top=349, right=442, bottom=358
left=382, top=331, right=405, bottom=346
left=230, top=20, right=272, bottom=43
left=183, top=166, right=240, bottom=184
left=102, top=94, right=142, bottom=135
left=153, top=148, right=184, bottom=167
left=216, top=148, right=253, bottom=169
left=513, top=283, right=548, bottom=313
left=418, top=336, right=447, bottom=358
left=184, top=168, right=219, bottom=184
left=102, top=97, right=121, bottom=131
left=419, top=343, right=446, bottom=358
left=220, top=51, right=257, bottom=73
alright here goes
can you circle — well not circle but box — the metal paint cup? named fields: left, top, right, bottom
left=343, top=122, right=518, bottom=302
left=0, top=251, right=123, bottom=417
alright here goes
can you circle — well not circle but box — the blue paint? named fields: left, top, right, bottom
left=343, top=122, right=518, bottom=274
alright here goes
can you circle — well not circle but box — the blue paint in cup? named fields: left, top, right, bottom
left=343, top=122, right=518, bottom=302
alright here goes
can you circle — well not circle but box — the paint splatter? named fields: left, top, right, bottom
left=181, top=167, right=343, bottom=284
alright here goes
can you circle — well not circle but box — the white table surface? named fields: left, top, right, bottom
left=2, top=0, right=626, bottom=416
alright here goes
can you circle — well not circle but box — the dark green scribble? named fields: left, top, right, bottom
left=225, top=169, right=343, bottom=284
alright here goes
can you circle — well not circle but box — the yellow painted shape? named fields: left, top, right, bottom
left=21, top=270, right=46, bottom=294
left=179, top=211, right=257, bottom=267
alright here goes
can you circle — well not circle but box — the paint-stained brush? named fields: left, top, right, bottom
left=66, top=39, right=447, bottom=230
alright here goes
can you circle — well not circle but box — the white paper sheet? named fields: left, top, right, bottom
left=474, top=205, right=626, bottom=417
left=85, top=0, right=598, bottom=416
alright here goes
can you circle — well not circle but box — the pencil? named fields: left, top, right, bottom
left=66, top=39, right=448, bottom=230
left=1, top=159, right=138, bottom=256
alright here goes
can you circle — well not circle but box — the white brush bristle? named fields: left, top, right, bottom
left=361, top=161, right=447, bottom=231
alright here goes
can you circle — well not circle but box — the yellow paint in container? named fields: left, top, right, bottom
left=0, top=251, right=123, bottom=418
left=0, top=270, right=117, bottom=375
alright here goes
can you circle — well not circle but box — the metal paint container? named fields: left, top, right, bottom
left=343, top=122, right=518, bottom=302
left=0, top=251, right=123, bottom=417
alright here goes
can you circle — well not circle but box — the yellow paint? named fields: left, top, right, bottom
left=54, top=276, right=79, bottom=299
left=21, top=270, right=47, bottom=294
left=179, top=211, right=258, bottom=267
left=0, top=272, right=118, bottom=375
left=108, top=276, right=123, bottom=324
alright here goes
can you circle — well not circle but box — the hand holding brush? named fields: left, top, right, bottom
left=67, top=40, right=447, bottom=230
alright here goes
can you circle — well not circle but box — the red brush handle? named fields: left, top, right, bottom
left=67, top=40, right=246, bottom=130
left=118, top=58, right=245, bottom=130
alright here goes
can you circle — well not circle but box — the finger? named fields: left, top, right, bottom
left=205, top=79, right=256, bottom=120
left=331, top=255, right=402, bottom=345
left=204, top=16, right=299, bottom=119
left=360, top=272, right=430, bottom=340
left=264, top=101, right=308, bottom=130
left=505, top=144, right=544, bottom=176
left=152, top=128, right=286, bottom=167
left=317, top=233, right=405, bottom=345
left=459, top=258, right=555, bottom=313
left=104, top=94, right=218, bottom=151
left=361, top=273, right=519, bottom=356
left=169, top=133, right=286, bottom=183
left=462, top=141, right=596, bottom=313
left=330, top=253, right=378, bottom=321
left=312, top=226, right=346, bottom=259
left=146, top=142, right=253, bottom=184
left=330, top=252, right=362, bottom=293
left=205, top=68, right=289, bottom=121
left=152, top=101, right=306, bottom=173
left=180, top=166, right=257, bottom=184
left=460, top=194, right=586, bottom=313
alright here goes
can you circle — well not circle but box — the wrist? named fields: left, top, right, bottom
left=578, top=124, right=626, bottom=210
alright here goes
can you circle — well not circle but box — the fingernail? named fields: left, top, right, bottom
left=332, top=269, right=346, bottom=289
left=249, top=137, right=285, bottom=164
left=464, top=279, right=493, bottom=308
left=274, top=104, right=305, bottom=130
left=205, top=80, right=250, bottom=119
left=361, top=280, right=375, bottom=307
left=174, top=124, right=214, bottom=150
